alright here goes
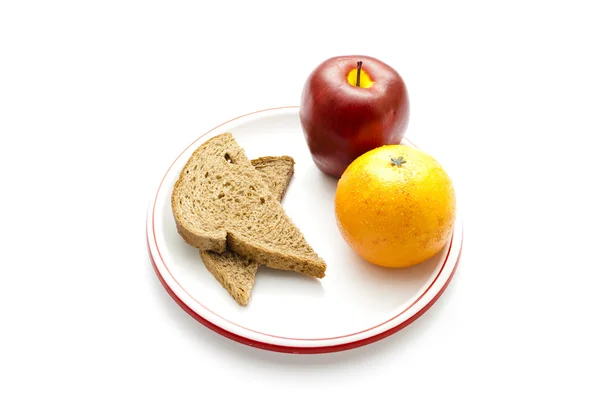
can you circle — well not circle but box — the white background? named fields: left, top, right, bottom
left=1, top=1, right=599, bottom=398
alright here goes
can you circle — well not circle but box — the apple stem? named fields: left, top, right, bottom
left=356, top=61, right=363, bottom=87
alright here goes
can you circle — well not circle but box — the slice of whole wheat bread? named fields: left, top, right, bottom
left=200, top=156, right=295, bottom=306
left=171, top=132, right=327, bottom=278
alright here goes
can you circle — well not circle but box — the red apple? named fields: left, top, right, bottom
left=299, top=55, right=410, bottom=178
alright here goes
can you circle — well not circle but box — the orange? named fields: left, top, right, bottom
left=334, top=144, right=456, bottom=268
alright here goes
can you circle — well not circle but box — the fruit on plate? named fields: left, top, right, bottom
left=334, top=145, right=456, bottom=268
left=299, top=55, right=410, bottom=178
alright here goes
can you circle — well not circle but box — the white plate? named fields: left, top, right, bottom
left=146, top=106, right=463, bottom=354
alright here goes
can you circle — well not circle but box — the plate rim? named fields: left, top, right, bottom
left=147, top=106, right=463, bottom=354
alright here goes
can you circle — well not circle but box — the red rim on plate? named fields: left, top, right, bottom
left=147, top=106, right=462, bottom=354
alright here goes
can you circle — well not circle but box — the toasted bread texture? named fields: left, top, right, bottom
left=200, top=156, right=295, bottom=306
left=171, top=132, right=327, bottom=278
